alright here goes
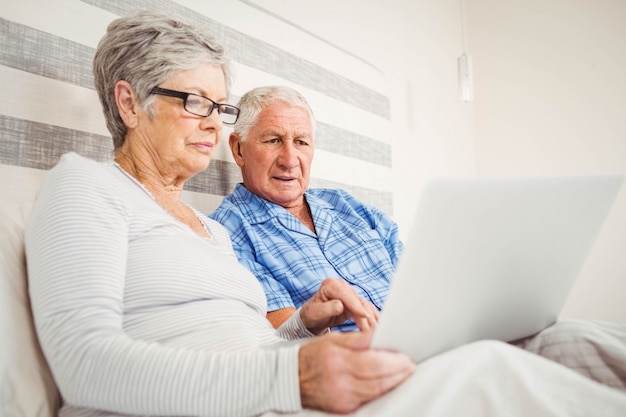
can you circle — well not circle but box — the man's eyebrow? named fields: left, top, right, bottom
left=259, top=129, right=312, bottom=139
left=260, top=130, right=283, bottom=137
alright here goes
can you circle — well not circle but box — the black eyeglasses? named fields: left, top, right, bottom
left=149, top=87, right=240, bottom=125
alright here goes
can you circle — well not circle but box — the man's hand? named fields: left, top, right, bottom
left=299, top=278, right=379, bottom=334
left=299, top=331, right=415, bottom=414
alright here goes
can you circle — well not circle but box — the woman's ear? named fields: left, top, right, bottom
left=114, top=80, right=140, bottom=129
left=229, top=132, right=245, bottom=167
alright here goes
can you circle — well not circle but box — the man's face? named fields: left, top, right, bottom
left=231, top=102, right=314, bottom=209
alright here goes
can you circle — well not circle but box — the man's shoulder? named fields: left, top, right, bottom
left=307, top=188, right=367, bottom=210
left=209, top=196, right=245, bottom=223
left=211, top=185, right=248, bottom=215
left=209, top=185, right=273, bottom=227
left=307, top=187, right=353, bottom=202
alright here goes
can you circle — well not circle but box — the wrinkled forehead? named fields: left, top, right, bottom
left=255, top=103, right=313, bottom=137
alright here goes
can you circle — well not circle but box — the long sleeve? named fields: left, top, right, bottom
left=25, top=153, right=302, bottom=417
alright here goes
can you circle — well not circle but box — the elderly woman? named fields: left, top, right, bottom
left=25, top=9, right=626, bottom=417
left=25, top=9, right=396, bottom=416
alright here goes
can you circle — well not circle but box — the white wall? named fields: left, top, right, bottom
left=468, top=0, right=626, bottom=323
left=251, top=0, right=626, bottom=323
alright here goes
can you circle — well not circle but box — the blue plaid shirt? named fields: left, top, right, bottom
left=209, top=184, right=404, bottom=331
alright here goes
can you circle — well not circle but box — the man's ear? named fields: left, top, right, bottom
left=229, top=132, right=245, bottom=167
left=114, top=80, right=140, bottom=129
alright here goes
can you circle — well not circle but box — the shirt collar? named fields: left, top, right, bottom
left=232, top=183, right=333, bottom=225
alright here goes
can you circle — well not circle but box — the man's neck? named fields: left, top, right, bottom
left=287, top=200, right=316, bottom=234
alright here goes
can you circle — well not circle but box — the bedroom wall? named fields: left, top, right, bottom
left=1, top=0, right=394, bottom=214
left=467, top=0, right=626, bottom=323
left=256, top=0, right=626, bottom=324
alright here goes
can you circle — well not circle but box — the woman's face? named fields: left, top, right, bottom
left=131, top=63, right=226, bottom=181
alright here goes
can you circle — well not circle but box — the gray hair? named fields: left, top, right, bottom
left=93, top=10, right=234, bottom=151
left=234, top=86, right=316, bottom=141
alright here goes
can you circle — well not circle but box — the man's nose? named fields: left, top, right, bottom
left=277, top=142, right=298, bottom=168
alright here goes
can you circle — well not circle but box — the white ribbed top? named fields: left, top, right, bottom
left=25, top=153, right=310, bottom=417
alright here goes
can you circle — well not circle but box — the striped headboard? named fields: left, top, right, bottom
left=0, top=0, right=393, bottom=215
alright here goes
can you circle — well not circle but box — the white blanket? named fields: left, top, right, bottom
left=276, top=340, right=626, bottom=417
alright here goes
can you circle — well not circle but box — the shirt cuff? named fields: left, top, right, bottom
left=278, top=307, right=322, bottom=340
left=266, top=344, right=303, bottom=413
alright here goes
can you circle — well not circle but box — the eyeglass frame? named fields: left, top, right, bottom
left=149, top=87, right=240, bottom=125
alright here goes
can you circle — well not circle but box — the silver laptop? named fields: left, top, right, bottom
left=371, top=174, right=624, bottom=362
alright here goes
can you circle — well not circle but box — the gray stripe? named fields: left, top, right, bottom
left=2, top=116, right=392, bottom=205
left=0, top=115, right=239, bottom=196
left=309, top=177, right=394, bottom=216
left=229, top=92, right=390, bottom=165
left=79, top=0, right=390, bottom=119
left=0, top=18, right=95, bottom=90
left=0, top=21, right=388, bottom=169
left=227, top=95, right=391, bottom=167
left=186, top=160, right=242, bottom=196
left=0, top=115, right=113, bottom=169
left=317, top=122, right=392, bottom=167
left=1, top=16, right=391, bottom=168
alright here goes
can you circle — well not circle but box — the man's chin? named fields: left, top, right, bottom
left=266, top=188, right=305, bottom=208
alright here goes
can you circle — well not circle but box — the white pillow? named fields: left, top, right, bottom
left=0, top=202, right=60, bottom=417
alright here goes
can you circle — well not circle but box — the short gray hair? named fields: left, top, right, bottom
left=93, top=10, right=234, bottom=151
left=234, top=86, right=315, bottom=141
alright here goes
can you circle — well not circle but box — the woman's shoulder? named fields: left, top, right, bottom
left=47, top=152, right=111, bottom=180
left=56, top=151, right=103, bottom=166
left=35, top=152, right=120, bottom=207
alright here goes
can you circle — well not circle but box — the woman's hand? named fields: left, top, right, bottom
left=299, top=277, right=379, bottom=334
left=299, top=331, right=415, bottom=414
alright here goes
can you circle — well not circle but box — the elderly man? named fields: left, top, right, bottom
left=210, top=85, right=398, bottom=332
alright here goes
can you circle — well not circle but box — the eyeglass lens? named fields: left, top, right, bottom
left=184, top=94, right=239, bottom=124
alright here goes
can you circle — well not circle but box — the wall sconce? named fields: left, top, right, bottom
left=458, top=52, right=473, bottom=102
left=458, top=0, right=473, bottom=102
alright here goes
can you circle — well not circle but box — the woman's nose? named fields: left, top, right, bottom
left=200, top=108, right=223, bottom=130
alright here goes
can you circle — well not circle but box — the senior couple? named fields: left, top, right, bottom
left=25, top=9, right=626, bottom=417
